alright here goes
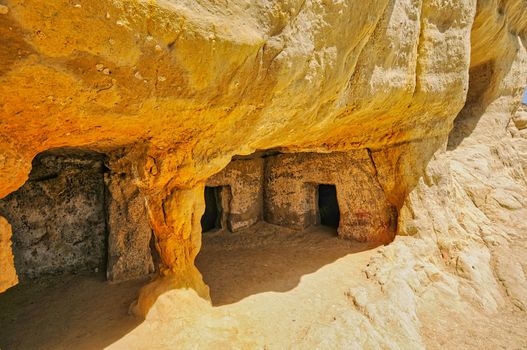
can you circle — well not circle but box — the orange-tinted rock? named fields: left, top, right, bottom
left=0, top=216, right=17, bottom=292
left=0, top=0, right=525, bottom=320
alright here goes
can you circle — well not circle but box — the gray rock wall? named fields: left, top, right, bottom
left=0, top=150, right=107, bottom=279
left=105, top=155, right=155, bottom=282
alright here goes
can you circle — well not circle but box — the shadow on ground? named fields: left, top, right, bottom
left=195, top=222, right=381, bottom=306
left=0, top=223, right=381, bottom=348
left=0, top=273, right=147, bottom=350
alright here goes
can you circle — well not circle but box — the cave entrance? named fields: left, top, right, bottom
left=0, top=148, right=158, bottom=349
left=317, top=184, right=340, bottom=229
left=201, top=186, right=224, bottom=232
left=0, top=148, right=109, bottom=281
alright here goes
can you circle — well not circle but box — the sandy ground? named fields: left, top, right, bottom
left=111, top=223, right=527, bottom=349
left=0, top=272, right=147, bottom=350
left=0, top=223, right=375, bottom=349
left=196, top=223, right=379, bottom=306
left=1, top=223, right=526, bottom=349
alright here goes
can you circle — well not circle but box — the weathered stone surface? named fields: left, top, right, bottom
left=0, top=0, right=478, bottom=298
left=203, top=150, right=396, bottom=243
left=0, top=216, right=17, bottom=292
left=513, top=110, right=527, bottom=130
left=0, top=0, right=525, bottom=334
left=105, top=152, right=155, bottom=282
left=0, top=150, right=107, bottom=279
left=264, top=151, right=396, bottom=243
left=206, top=157, right=264, bottom=232
left=0, top=149, right=155, bottom=283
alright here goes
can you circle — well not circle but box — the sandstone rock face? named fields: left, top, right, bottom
left=204, top=150, right=396, bottom=243
left=206, top=157, right=264, bottom=232
left=0, top=217, right=17, bottom=293
left=0, top=0, right=525, bottom=334
left=264, top=151, right=396, bottom=243
left=105, top=153, right=155, bottom=282
left=0, top=149, right=155, bottom=282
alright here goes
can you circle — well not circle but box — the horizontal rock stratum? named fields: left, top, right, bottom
left=0, top=1, right=527, bottom=346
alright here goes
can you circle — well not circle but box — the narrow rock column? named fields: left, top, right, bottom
left=133, top=184, right=210, bottom=316
left=105, top=168, right=155, bottom=282
left=0, top=216, right=17, bottom=292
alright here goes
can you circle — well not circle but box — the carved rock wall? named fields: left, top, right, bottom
left=264, top=151, right=397, bottom=243
left=0, top=149, right=155, bottom=283
left=206, top=157, right=264, bottom=232
left=105, top=153, right=155, bottom=281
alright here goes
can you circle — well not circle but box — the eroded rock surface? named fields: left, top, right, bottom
left=0, top=217, right=17, bottom=292
left=0, top=150, right=108, bottom=279
left=206, top=157, right=264, bottom=232
left=105, top=151, right=155, bottom=282
left=264, top=151, right=396, bottom=243
left=0, top=0, right=526, bottom=346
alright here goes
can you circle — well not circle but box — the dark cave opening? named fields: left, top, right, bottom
left=318, top=184, right=340, bottom=229
left=201, top=186, right=223, bottom=232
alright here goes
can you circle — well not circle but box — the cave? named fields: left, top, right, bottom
left=0, top=148, right=155, bottom=282
left=201, top=186, right=223, bottom=232
left=0, top=148, right=155, bottom=349
left=1, top=1, right=526, bottom=346
left=317, top=184, right=340, bottom=229
left=0, top=149, right=109, bottom=280
left=202, top=151, right=395, bottom=241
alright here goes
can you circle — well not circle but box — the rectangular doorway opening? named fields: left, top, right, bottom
left=318, top=184, right=340, bottom=229
left=201, top=186, right=223, bottom=232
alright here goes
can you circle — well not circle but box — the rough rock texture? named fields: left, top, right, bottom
left=0, top=0, right=478, bottom=297
left=0, top=150, right=108, bottom=279
left=0, top=217, right=17, bottom=293
left=0, top=2, right=526, bottom=342
left=512, top=104, right=527, bottom=141
left=105, top=152, right=155, bottom=281
left=206, top=157, right=264, bottom=232
left=264, top=151, right=397, bottom=243
left=0, top=149, right=155, bottom=282
left=204, top=150, right=396, bottom=242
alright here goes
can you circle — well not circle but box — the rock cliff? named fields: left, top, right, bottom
left=0, top=2, right=526, bottom=345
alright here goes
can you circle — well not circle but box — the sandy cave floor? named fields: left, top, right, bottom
left=1, top=223, right=526, bottom=349
left=0, top=272, right=147, bottom=350
left=0, top=224, right=376, bottom=349
left=195, top=223, right=376, bottom=306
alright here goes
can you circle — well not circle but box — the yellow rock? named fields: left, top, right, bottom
left=0, top=217, right=17, bottom=293
left=0, top=0, right=526, bottom=310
